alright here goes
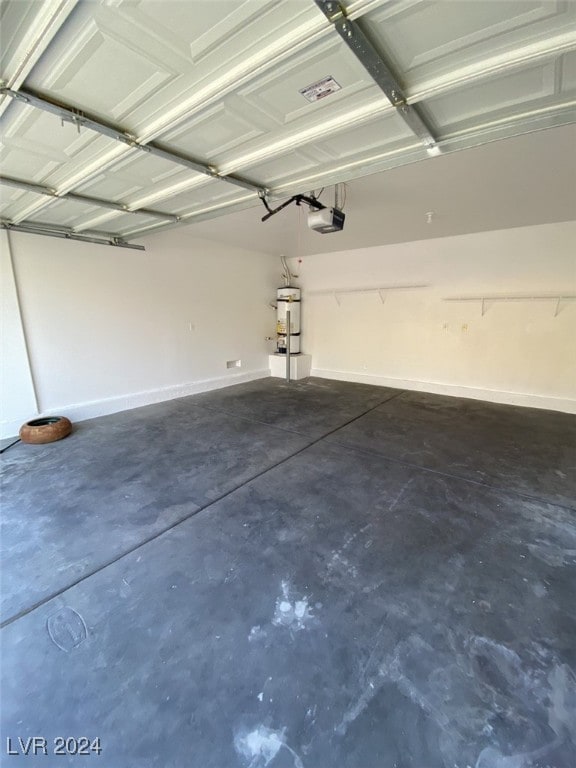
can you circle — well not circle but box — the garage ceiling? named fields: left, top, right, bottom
left=1, top=0, right=575, bottom=248
left=183, top=123, right=576, bottom=256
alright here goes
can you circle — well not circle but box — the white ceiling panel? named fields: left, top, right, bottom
left=123, top=0, right=325, bottom=140
left=364, top=0, right=576, bottom=90
left=234, top=36, right=375, bottom=127
left=74, top=152, right=194, bottom=201
left=422, top=59, right=566, bottom=132
left=0, top=0, right=51, bottom=78
left=160, top=99, right=268, bottom=163
left=25, top=1, right=191, bottom=122
left=25, top=0, right=324, bottom=134
left=150, top=182, right=248, bottom=216
left=238, top=148, right=328, bottom=187
left=0, top=0, right=78, bottom=119
left=0, top=187, right=39, bottom=221
left=0, top=101, right=102, bottom=181
left=560, top=48, right=576, bottom=91
left=312, top=111, right=415, bottom=161
left=159, top=34, right=384, bottom=169
left=88, top=209, right=173, bottom=236
left=216, top=94, right=396, bottom=176
left=27, top=197, right=103, bottom=227
left=1, top=0, right=575, bottom=246
left=243, top=112, right=417, bottom=190
left=184, top=124, right=576, bottom=256
left=124, top=175, right=213, bottom=210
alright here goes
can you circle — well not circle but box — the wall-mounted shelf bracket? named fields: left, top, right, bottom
left=308, top=284, right=428, bottom=305
left=443, top=295, right=576, bottom=317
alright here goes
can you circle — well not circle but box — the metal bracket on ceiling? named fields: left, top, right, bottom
left=259, top=192, right=325, bottom=222
left=313, top=0, right=438, bottom=152
left=0, top=220, right=145, bottom=250
left=0, top=175, right=180, bottom=223
left=0, top=86, right=267, bottom=196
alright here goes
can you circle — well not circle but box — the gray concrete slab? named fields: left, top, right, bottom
left=0, top=399, right=313, bottom=623
left=2, top=442, right=575, bottom=767
left=2, top=379, right=575, bottom=767
left=329, top=390, right=576, bottom=507
left=185, top=376, right=400, bottom=437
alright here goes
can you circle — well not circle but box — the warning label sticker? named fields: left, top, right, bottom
left=299, top=75, right=342, bottom=102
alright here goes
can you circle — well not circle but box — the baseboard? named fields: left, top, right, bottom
left=0, top=420, right=27, bottom=444
left=311, top=368, right=576, bottom=414
left=0, top=369, right=271, bottom=439
left=3, top=367, right=573, bottom=439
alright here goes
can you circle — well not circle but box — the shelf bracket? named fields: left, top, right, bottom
left=555, top=297, right=562, bottom=317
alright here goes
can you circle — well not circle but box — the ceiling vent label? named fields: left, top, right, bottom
left=299, top=75, right=341, bottom=102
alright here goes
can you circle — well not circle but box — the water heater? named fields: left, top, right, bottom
left=276, top=287, right=300, bottom=354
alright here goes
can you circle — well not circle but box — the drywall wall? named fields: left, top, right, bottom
left=293, top=221, right=576, bottom=413
left=0, top=230, right=39, bottom=435
left=1, top=228, right=278, bottom=438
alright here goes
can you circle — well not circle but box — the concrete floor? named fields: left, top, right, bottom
left=1, top=377, right=575, bottom=767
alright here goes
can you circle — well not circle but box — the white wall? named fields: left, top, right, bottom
left=1, top=231, right=39, bottom=433
left=294, top=221, right=576, bottom=413
left=1, top=227, right=278, bottom=438
left=3, top=220, right=574, bottom=438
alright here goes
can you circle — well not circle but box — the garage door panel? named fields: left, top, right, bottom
left=91, top=210, right=170, bottom=235
left=61, top=207, right=164, bottom=234
left=236, top=37, right=376, bottom=127
left=73, top=175, right=144, bottom=203
left=111, top=0, right=323, bottom=139
left=136, top=0, right=276, bottom=64
left=74, top=152, right=195, bottom=202
left=25, top=0, right=321, bottom=138
left=0, top=139, right=61, bottom=183
left=150, top=183, right=246, bottom=216
left=263, top=141, right=428, bottom=196
left=316, top=112, right=417, bottom=161
left=239, top=148, right=327, bottom=187
left=0, top=0, right=46, bottom=79
left=160, top=100, right=267, bottom=163
left=0, top=101, right=129, bottom=196
left=28, top=0, right=189, bottom=89
left=212, top=90, right=392, bottom=173
left=423, top=61, right=563, bottom=131
left=28, top=14, right=179, bottom=124
left=108, top=151, right=191, bottom=185
left=362, top=0, right=572, bottom=87
left=153, top=197, right=257, bottom=230
left=221, top=107, right=413, bottom=186
left=0, top=189, right=39, bottom=221
left=1, top=0, right=573, bottom=242
left=131, top=0, right=328, bottom=141
left=0, top=102, right=102, bottom=181
left=75, top=170, right=187, bottom=205
left=560, top=49, right=576, bottom=91
left=28, top=198, right=103, bottom=228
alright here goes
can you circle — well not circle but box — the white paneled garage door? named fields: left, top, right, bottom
left=1, top=0, right=575, bottom=245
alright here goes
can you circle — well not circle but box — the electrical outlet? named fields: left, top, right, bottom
left=227, top=360, right=241, bottom=369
